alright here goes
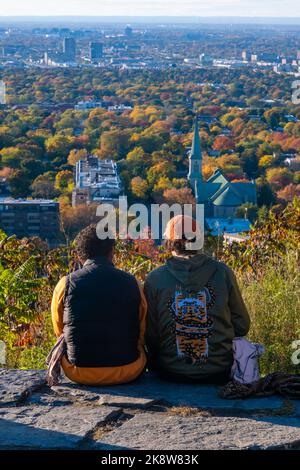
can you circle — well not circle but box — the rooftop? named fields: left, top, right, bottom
left=0, top=198, right=58, bottom=205
left=76, top=157, right=122, bottom=192
left=206, top=217, right=252, bottom=235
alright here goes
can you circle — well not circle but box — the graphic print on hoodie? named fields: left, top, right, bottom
left=145, top=252, right=250, bottom=378
left=168, top=284, right=215, bottom=365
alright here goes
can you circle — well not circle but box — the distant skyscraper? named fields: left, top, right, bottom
left=125, top=25, right=133, bottom=37
left=0, top=80, right=6, bottom=104
left=89, top=42, right=103, bottom=62
left=63, top=37, right=76, bottom=62
left=199, top=53, right=213, bottom=66
left=242, top=50, right=249, bottom=61
left=44, top=52, right=49, bottom=66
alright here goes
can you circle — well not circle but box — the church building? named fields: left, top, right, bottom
left=188, top=118, right=257, bottom=220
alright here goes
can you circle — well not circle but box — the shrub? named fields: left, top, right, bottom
left=239, top=252, right=300, bottom=374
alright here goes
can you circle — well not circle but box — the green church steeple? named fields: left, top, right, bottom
left=190, top=117, right=202, bottom=161
left=188, top=117, right=203, bottom=188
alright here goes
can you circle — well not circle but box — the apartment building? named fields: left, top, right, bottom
left=72, top=156, right=122, bottom=206
left=0, top=198, right=60, bottom=246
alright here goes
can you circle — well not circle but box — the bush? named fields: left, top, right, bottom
left=239, top=251, right=300, bottom=374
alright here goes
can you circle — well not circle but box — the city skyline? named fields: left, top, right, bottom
left=1, top=0, right=300, bottom=18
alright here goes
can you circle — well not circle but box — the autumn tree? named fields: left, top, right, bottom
left=259, top=155, right=274, bottom=169
left=99, top=129, right=131, bottom=160
left=68, top=148, right=88, bottom=166
left=31, top=172, right=58, bottom=199
left=263, top=108, right=282, bottom=129
left=213, top=136, right=235, bottom=153
left=266, top=167, right=293, bottom=191
left=163, top=187, right=195, bottom=206
left=277, top=184, right=300, bottom=203
left=147, top=161, right=176, bottom=187
left=0, top=147, right=22, bottom=169
left=54, top=170, right=74, bottom=194
left=131, top=176, right=149, bottom=199
left=153, top=176, right=173, bottom=201
left=45, top=134, right=74, bottom=157
left=60, top=203, right=100, bottom=241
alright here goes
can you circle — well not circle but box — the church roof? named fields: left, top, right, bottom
left=212, top=185, right=243, bottom=207
left=206, top=169, right=228, bottom=186
left=195, top=180, right=222, bottom=203
left=195, top=179, right=256, bottom=206
left=187, top=123, right=257, bottom=207
left=232, top=182, right=257, bottom=203
left=194, top=169, right=257, bottom=206
left=190, top=118, right=202, bottom=161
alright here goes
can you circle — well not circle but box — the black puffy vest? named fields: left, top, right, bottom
left=63, top=257, right=141, bottom=367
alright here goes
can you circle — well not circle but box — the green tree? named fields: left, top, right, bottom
left=99, top=129, right=131, bottom=160
left=31, top=172, right=58, bottom=199
left=0, top=147, right=22, bottom=169
left=8, top=170, right=31, bottom=197
left=236, top=203, right=258, bottom=223
left=256, top=178, right=276, bottom=207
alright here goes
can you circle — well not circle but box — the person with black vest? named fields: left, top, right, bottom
left=51, top=224, right=147, bottom=386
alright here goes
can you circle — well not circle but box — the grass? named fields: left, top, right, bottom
left=1, top=314, right=55, bottom=370
left=239, top=252, right=300, bottom=375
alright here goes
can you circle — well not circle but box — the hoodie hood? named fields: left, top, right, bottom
left=166, top=253, right=218, bottom=290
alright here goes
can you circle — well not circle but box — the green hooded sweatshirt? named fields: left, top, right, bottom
left=144, top=253, right=250, bottom=380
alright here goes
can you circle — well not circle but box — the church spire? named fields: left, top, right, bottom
left=190, top=117, right=202, bottom=161
left=188, top=117, right=203, bottom=187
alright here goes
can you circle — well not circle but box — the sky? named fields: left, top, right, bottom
left=1, top=0, right=300, bottom=18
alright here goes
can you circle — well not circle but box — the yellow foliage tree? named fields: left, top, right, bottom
left=259, top=155, right=274, bottom=168
left=67, top=149, right=88, bottom=166
left=131, top=176, right=149, bottom=199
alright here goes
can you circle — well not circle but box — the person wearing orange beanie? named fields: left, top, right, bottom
left=144, top=215, right=250, bottom=384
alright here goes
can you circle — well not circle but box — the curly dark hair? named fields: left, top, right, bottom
left=165, top=237, right=199, bottom=256
left=74, top=224, right=115, bottom=261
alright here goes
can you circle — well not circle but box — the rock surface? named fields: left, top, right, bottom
left=0, top=405, right=120, bottom=449
left=97, top=414, right=300, bottom=450
left=0, top=369, right=45, bottom=405
left=51, top=373, right=285, bottom=412
left=1, top=368, right=300, bottom=450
